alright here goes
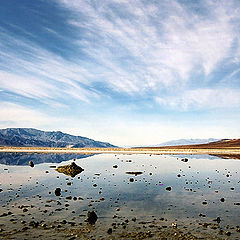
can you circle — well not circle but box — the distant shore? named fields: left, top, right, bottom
left=0, top=146, right=240, bottom=155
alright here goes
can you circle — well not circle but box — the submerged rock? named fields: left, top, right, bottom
left=56, top=162, right=84, bottom=177
left=86, top=211, right=98, bottom=225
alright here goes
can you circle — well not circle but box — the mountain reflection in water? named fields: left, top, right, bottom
left=0, top=152, right=96, bottom=165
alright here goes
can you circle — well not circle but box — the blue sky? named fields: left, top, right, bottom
left=0, top=0, right=240, bottom=146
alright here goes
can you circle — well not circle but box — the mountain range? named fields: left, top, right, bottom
left=143, top=139, right=240, bottom=149
left=0, top=128, right=116, bottom=148
left=152, top=138, right=220, bottom=147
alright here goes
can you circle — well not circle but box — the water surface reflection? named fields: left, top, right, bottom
left=0, top=154, right=240, bottom=239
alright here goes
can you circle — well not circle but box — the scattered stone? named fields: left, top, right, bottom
left=132, top=217, right=136, bottom=222
left=220, top=198, right=225, bottom=202
left=69, top=237, right=76, bottom=240
left=225, top=231, right=231, bottom=236
left=202, top=201, right=207, bottom=205
left=0, top=213, right=7, bottom=217
left=55, top=188, right=61, bottom=196
left=107, top=228, right=113, bottom=234
left=22, top=227, right=29, bottom=231
left=86, top=211, right=98, bottom=225
left=125, top=171, right=143, bottom=176
left=172, top=222, right=177, bottom=228
left=129, top=178, right=134, bottom=182
left=181, top=158, right=188, bottom=162
left=113, top=165, right=118, bottom=168
left=202, top=223, right=210, bottom=228
left=29, top=161, right=34, bottom=167
left=29, top=221, right=39, bottom=228
left=218, top=229, right=224, bottom=235
left=213, top=217, right=221, bottom=223
left=56, top=162, right=84, bottom=177
left=166, top=187, right=172, bottom=191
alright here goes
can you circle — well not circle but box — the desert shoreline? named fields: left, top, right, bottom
left=0, top=147, right=240, bottom=155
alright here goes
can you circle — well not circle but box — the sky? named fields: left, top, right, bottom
left=0, top=0, right=240, bottom=146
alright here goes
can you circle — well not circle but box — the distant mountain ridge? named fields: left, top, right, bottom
left=152, top=138, right=220, bottom=147
left=0, top=128, right=116, bottom=148
left=142, top=139, right=240, bottom=149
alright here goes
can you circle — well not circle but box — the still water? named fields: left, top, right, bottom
left=0, top=153, right=240, bottom=239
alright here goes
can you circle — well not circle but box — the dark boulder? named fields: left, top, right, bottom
left=56, top=162, right=84, bottom=177
left=86, top=211, right=98, bottom=225
left=29, top=161, right=34, bottom=167
left=55, top=188, right=61, bottom=196
left=166, top=187, right=172, bottom=191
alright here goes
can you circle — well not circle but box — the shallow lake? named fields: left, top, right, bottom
left=0, top=153, right=240, bottom=239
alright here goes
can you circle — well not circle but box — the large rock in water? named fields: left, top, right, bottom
left=86, top=211, right=98, bottom=225
left=55, top=162, right=84, bottom=177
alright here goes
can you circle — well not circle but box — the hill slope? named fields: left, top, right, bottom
left=150, top=138, right=220, bottom=147
left=0, top=128, right=116, bottom=148
left=143, top=139, right=240, bottom=149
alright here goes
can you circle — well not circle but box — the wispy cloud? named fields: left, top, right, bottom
left=59, top=0, right=240, bottom=96
left=0, top=102, right=53, bottom=126
left=0, top=0, right=240, bottom=145
left=1, top=0, right=240, bottom=107
left=0, top=29, right=99, bottom=104
left=156, top=88, right=240, bottom=110
left=0, top=71, right=56, bottom=99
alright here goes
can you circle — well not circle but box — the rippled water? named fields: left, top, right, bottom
left=0, top=153, right=240, bottom=239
